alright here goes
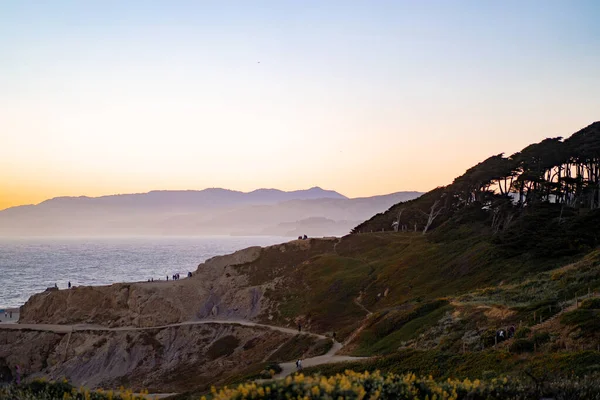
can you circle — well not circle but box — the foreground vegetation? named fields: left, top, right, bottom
left=304, top=349, right=600, bottom=380
left=206, top=370, right=600, bottom=399
left=8, top=367, right=600, bottom=400
left=0, top=379, right=150, bottom=400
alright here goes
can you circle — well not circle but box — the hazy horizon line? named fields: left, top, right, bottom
left=1, top=186, right=426, bottom=211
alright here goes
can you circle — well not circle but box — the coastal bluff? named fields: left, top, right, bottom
left=18, top=238, right=337, bottom=328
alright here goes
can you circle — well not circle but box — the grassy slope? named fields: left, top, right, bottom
left=209, top=204, right=600, bottom=390
left=235, top=227, right=575, bottom=351
left=302, top=349, right=600, bottom=380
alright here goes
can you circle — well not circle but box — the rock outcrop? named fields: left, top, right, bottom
left=19, top=245, right=266, bottom=327
left=19, top=239, right=337, bottom=328
left=0, top=323, right=290, bottom=392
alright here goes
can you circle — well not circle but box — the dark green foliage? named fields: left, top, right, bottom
left=510, top=339, right=535, bottom=354
left=480, top=328, right=498, bottom=348
left=515, top=327, right=531, bottom=339
left=581, top=298, right=600, bottom=309
left=532, top=332, right=551, bottom=346
left=206, top=335, right=240, bottom=360
left=22, top=380, right=74, bottom=398
left=561, top=309, right=600, bottom=336
left=352, top=122, right=600, bottom=258
left=265, top=362, right=282, bottom=374
left=0, top=379, right=148, bottom=399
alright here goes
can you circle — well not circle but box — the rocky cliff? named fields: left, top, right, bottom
left=0, top=323, right=289, bottom=392
left=19, top=245, right=264, bottom=327
left=19, top=239, right=337, bottom=328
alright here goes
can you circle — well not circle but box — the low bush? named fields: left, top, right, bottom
left=510, top=339, right=535, bottom=354
left=532, top=332, right=551, bottom=346
left=514, top=327, right=531, bottom=339
left=581, top=298, right=600, bottom=309
left=0, top=379, right=148, bottom=400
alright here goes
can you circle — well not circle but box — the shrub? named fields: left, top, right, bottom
left=480, top=328, right=497, bottom=348
left=581, top=298, right=600, bottom=309
left=0, top=379, right=148, bottom=400
left=510, top=339, right=535, bottom=353
left=265, top=363, right=282, bottom=374
left=515, top=326, right=531, bottom=339
left=532, top=332, right=551, bottom=346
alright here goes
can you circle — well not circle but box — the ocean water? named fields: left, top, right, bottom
left=0, top=236, right=289, bottom=308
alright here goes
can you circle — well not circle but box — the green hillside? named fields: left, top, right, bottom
left=229, top=122, right=600, bottom=380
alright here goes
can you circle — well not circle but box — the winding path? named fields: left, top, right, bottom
left=0, top=318, right=367, bottom=379
left=0, top=319, right=325, bottom=336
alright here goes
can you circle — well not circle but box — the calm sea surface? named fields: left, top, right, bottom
left=0, top=236, right=289, bottom=308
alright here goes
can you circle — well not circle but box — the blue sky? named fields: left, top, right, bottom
left=1, top=1, right=599, bottom=208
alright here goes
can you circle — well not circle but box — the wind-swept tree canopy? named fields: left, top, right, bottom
left=352, top=121, right=600, bottom=235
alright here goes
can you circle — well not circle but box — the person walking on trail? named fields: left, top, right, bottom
left=68, top=281, right=71, bottom=289
left=296, top=359, right=302, bottom=370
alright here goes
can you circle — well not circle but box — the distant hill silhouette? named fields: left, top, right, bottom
left=0, top=188, right=422, bottom=236
left=4, top=186, right=346, bottom=213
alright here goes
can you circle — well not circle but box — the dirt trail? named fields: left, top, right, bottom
left=0, top=318, right=368, bottom=380
left=274, top=340, right=366, bottom=379
left=353, top=298, right=373, bottom=316
left=0, top=319, right=326, bottom=338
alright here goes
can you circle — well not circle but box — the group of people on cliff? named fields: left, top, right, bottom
left=165, top=272, right=192, bottom=281
left=297, top=234, right=309, bottom=240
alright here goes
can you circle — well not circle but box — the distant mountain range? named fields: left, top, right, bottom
left=0, top=187, right=423, bottom=236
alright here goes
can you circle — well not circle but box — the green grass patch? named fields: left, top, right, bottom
left=303, top=349, right=600, bottom=380
left=354, top=300, right=450, bottom=355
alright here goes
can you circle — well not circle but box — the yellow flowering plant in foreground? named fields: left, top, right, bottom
left=6, top=371, right=600, bottom=399
left=206, top=370, right=600, bottom=400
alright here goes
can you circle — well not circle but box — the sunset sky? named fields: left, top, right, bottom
left=1, top=1, right=599, bottom=210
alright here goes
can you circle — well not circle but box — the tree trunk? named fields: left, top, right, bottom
left=422, top=200, right=444, bottom=235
